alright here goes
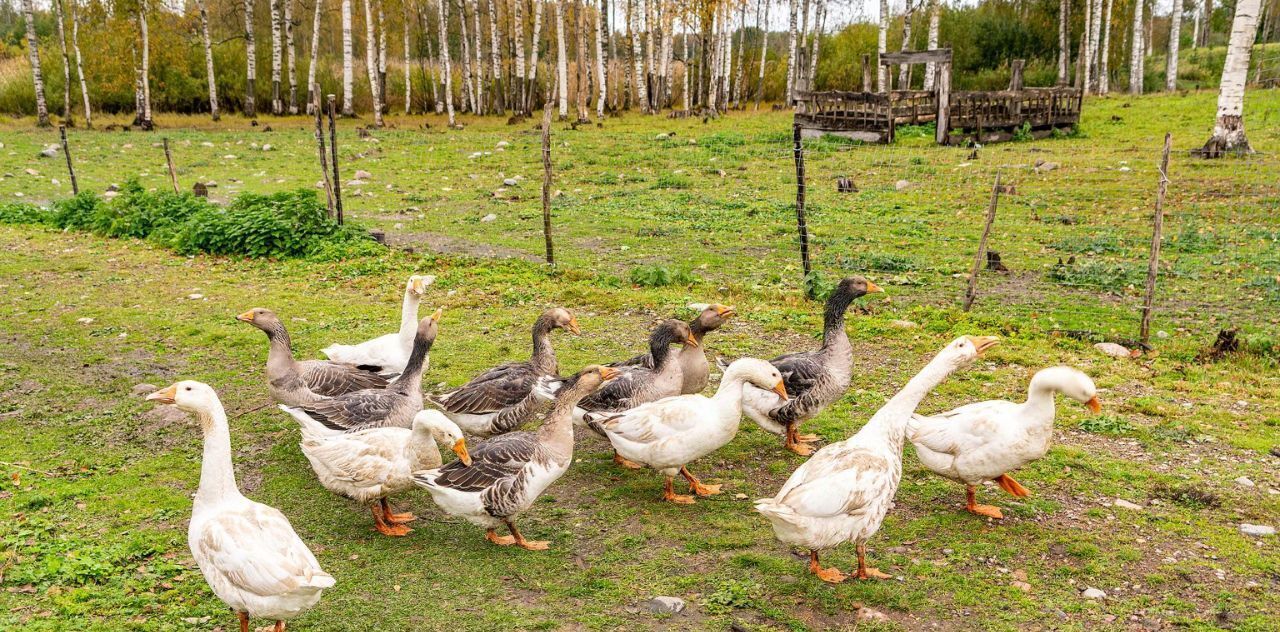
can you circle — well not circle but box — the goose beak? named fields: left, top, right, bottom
left=772, top=380, right=789, bottom=400
left=452, top=438, right=472, bottom=466
left=965, top=335, right=1000, bottom=354
left=567, top=316, right=581, bottom=335
left=713, top=304, right=736, bottom=318
left=235, top=310, right=255, bottom=323
left=600, top=367, right=621, bottom=381
left=411, top=277, right=427, bottom=294
left=1085, top=396, right=1102, bottom=414
left=145, top=384, right=178, bottom=404
left=684, top=334, right=700, bottom=347
left=866, top=280, right=884, bottom=293
left=430, top=308, right=443, bottom=323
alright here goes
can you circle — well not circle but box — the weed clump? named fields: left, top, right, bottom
left=1151, top=483, right=1221, bottom=509
left=629, top=265, right=696, bottom=288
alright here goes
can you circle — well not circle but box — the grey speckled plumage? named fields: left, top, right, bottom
left=610, top=305, right=734, bottom=394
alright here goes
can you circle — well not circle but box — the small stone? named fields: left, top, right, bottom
left=1271, top=447, right=1280, bottom=458
left=895, top=179, right=911, bottom=190
left=354, top=169, right=373, bottom=180
left=1112, top=498, right=1143, bottom=511
left=106, top=183, right=120, bottom=192
left=103, top=191, right=118, bottom=199
left=1156, top=330, right=1169, bottom=339
left=496, top=140, right=509, bottom=148
left=888, top=319, right=918, bottom=329
left=76, top=317, right=95, bottom=324
left=1239, top=524, right=1275, bottom=537
left=641, top=596, right=685, bottom=614
left=503, top=178, right=518, bottom=187
left=1235, top=476, right=1255, bottom=488
left=1081, top=587, right=1106, bottom=599
left=223, top=154, right=237, bottom=160
left=131, top=383, right=158, bottom=396
left=40, top=147, right=59, bottom=158
left=654, top=133, right=671, bottom=140
left=261, top=144, right=273, bottom=151
left=188, top=293, right=204, bottom=300
left=480, top=213, right=497, bottom=222
left=1094, top=342, right=1132, bottom=358
left=1119, top=166, right=1132, bottom=172
left=24, top=168, right=39, bottom=176
left=1011, top=580, right=1032, bottom=593
left=201, top=141, right=214, bottom=147
left=856, top=607, right=890, bottom=622
left=51, top=178, right=60, bottom=185
left=347, top=179, right=367, bottom=186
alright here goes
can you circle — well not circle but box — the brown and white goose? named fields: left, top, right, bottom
left=413, top=365, right=618, bottom=550
left=320, top=274, right=435, bottom=374
left=279, top=310, right=440, bottom=433
left=610, top=304, right=735, bottom=394
left=740, top=277, right=883, bottom=455
left=239, top=308, right=391, bottom=408
left=429, top=307, right=579, bottom=437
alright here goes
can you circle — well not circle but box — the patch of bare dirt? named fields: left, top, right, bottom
left=383, top=230, right=541, bottom=262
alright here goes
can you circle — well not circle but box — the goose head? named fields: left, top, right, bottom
left=691, top=303, right=735, bottom=334
left=937, top=335, right=1000, bottom=368
left=561, top=365, right=621, bottom=398
left=654, top=319, right=700, bottom=350
left=833, top=276, right=884, bottom=302
left=235, top=307, right=284, bottom=334
left=542, top=307, right=581, bottom=335
left=413, top=409, right=470, bottom=465
left=1034, top=366, right=1101, bottom=412
left=406, top=274, right=436, bottom=296
left=415, top=308, right=443, bottom=342
left=146, top=381, right=222, bottom=429
left=725, top=358, right=789, bottom=399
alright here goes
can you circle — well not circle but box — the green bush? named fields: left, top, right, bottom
left=50, top=192, right=104, bottom=231
left=173, top=189, right=367, bottom=259
left=0, top=202, right=50, bottom=225
left=629, top=265, right=696, bottom=288
left=88, top=181, right=206, bottom=241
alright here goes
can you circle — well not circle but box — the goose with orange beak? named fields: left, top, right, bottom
left=321, top=274, right=436, bottom=374
left=908, top=365, right=1100, bottom=520
left=608, top=304, right=737, bottom=395
left=589, top=358, right=788, bottom=504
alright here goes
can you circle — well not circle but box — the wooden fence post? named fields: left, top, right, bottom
left=327, top=94, right=344, bottom=225
left=1009, top=59, right=1025, bottom=90
left=541, top=102, right=555, bottom=265
left=1140, top=133, right=1173, bottom=346
left=862, top=54, right=872, bottom=92
left=314, top=90, right=335, bottom=218
left=163, top=138, right=179, bottom=194
left=935, top=61, right=952, bottom=145
left=792, top=123, right=813, bottom=286
left=963, top=172, right=1002, bottom=311
left=59, top=126, right=78, bottom=195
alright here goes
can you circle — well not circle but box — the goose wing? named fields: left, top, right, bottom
left=435, top=363, right=539, bottom=414
left=299, top=360, right=391, bottom=396
left=577, top=365, right=654, bottom=412
left=774, top=444, right=891, bottom=517
left=193, top=502, right=334, bottom=600
left=607, top=352, right=655, bottom=369
left=428, top=432, right=538, bottom=492
left=299, top=390, right=404, bottom=432
left=769, top=351, right=826, bottom=399
left=908, top=400, right=1016, bottom=456
left=597, top=397, right=703, bottom=443
left=301, top=430, right=405, bottom=486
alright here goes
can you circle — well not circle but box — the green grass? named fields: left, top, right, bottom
left=0, top=90, right=1278, bottom=630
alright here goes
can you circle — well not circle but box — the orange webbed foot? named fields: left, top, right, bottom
left=996, top=474, right=1031, bottom=497
left=374, top=522, right=413, bottom=537
left=690, top=482, right=722, bottom=497
left=663, top=490, right=697, bottom=504
left=967, top=503, right=1005, bottom=519
left=613, top=453, right=644, bottom=469
left=516, top=539, right=550, bottom=551
left=812, top=565, right=848, bottom=583
left=785, top=441, right=815, bottom=456
left=486, top=529, right=517, bottom=546
left=795, top=433, right=820, bottom=443
left=856, top=567, right=893, bottom=580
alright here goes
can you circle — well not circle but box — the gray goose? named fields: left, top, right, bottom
left=739, top=276, right=883, bottom=455
left=413, top=365, right=618, bottom=550
left=280, top=310, right=441, bottom=433
left=429, top=307, right=579, bottom=437
left=610, top=304, right=735, bottom=394
left=238, top=308, right=391, bottom=408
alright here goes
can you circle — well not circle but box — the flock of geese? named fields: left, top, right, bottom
left=144, top=274, right=1102, bottom=630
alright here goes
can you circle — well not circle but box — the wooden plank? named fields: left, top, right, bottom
left=880, top=48, right=952, bottom=66
left=936, top=62, right=951, bottom=144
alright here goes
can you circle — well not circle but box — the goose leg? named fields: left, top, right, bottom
left=855, top=543, right=892, bottom=580
left=679, top=466, right=722, bottom=496
left=274, top=621, right=286, bottom=632
left=808, top=549, right=848, bottom=583
left=370, top=504, right=412, bottom=536
left=965, top=485, right=1004, bottom=519
left=613, top=451, right=644, bottom=469
left=485, top=528, right=516, bottom=546
left=380, top=497, right=417, bottom=524
left=505, top=520, right=549, bottom=550
left=662, top=476, right=696, bottom=504
left=238, top=612, right=250, bottom=632
left=996, top=474, right=1031, bottom=497
left=784, top=425, right=815, bottom=456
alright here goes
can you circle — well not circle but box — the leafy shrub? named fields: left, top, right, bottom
left=1244, top=275, right=1280, bottom=302
left=50, top=192, right=104, bottom=231
left=804, top=270, right=837, bottom=301
left=1077, top=414, right=1135, bottom=435
left=702, top=579, right=762, bottom=614
left=1046, top=260, right=1138, bottom=291
left=629, top=265, right=695, bottom=288
left=174, top=189, right=366, bottom=258
left=88, top=181, right=206, bottom=241
left=0, top=202, right=50, bottom=225
left=852, top=252, right=918, bottom=272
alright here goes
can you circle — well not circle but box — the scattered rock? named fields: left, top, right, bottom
left=480, top=213, right=498, bottom=223
left=1094, top=342, right=1133, bottom=358
left=496, top=140, right=509, bottom=148
left=347, top=179, right=368, bottom=186
left=856, top=607, right=890, bottom=622
left=106, top=183, right=120, bottom=192
left=261, top=144, right=273, bottom=151
left=1239, top=524, right=1275, bottom=537
left=131, top=383, right=158, bottom=396
left=1011, top=580, right=1032, bottom=593
left=1112, top=498, right=1143, bottom=511
left=188, top=293, right=204, bottom=300
left=354, top=169, right=373, bottom=180
left=1235, top=476, right=1255, bottom=488
left=503, top=178, right=518, bottom=187
left=1118, top=166, right=1132, bottom=172
left=1081, top=587, right=1106, bottom=599
left=1034, top=160, right=1060, bottom=173
left=895, top=179, right=912, bottom=190
left=201, top=141, right=214, bottom=147
left=888, top=319, right=918, bottom=329
left=24, top=168, right=39, bottom=176
left=223, top=154, right=237, bottom=160
left=640, top=596, right=685, bottom=614
left=654, top=132, right=672, bottom=140
left=1156, top=330, right=1169, bottom=339
left=76, top=317, right=95, bottom=325
left=40, top=147, right=59, bottom=158
left=103, top=191, right=118, bottom=199
left=1271, top=447, right=1280, bottom=458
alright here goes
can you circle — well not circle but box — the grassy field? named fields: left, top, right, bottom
left=0, top=90, right=1278, bottom=631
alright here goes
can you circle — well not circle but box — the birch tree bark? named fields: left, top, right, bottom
left=488, top=0, right=503, bottom=113
left=1099, top=0, right=1114, bottom=93
left=138, top=6, right=153, bottom=129
left=341, top=0, right=354, bottom=115
left=555, top=0, right=568, bottom=117
left=198, top=0, right=220, bottom=119
left=786, top=0, right=799, bottom=99
left=1129, top=0, right=1144, bottom=94
left=241, top=0, right=258, bottom=116
left=379, top=2, right=389, bottom=111
left=682, top=13, right=691, bottom=111
left=644, top=0, right=656, bottom=111
left=1057, top=0, right=1070, bottom=84
left=877, top=0, right=888, bottom=91
left=427, top=22, right=441, bottom=113
left=1191, top=3, right=1201, bottom=47
left=629, top=0, right=647, bottom=112
left=755, top=0, right=768, bottom=108
left=307, top=0, right=324, bottom=114
left=402, top=1, right=412, bottom=113
left=529, top=0, right=545, bottom=110
left=515, top=0, right=527, bottom=112
left=459, top=0, right=474, bottom=111
left=1200, top=0, right=1260, bottom=155
left=1167, top=0, right=1182, bottom=90
left=1198, top=0, right=1211, bottom=47
left=363, top=0, right=385, bottom=125
left=733, top=0, right=747, bottom=106
left=52, top=0, right=73, bottom=125
left=471, top=0, right=484, bottom=113
left=271, top=0, right=283, bottom=113
left=23, top=0, right=50, bottom=127
left=1088, top=0, right=1103, bottom=92
left=595, top=0, right=607, bottom=117
left=925, top=0, right=940, bottom=90
left=898, top=0, right=915, bottom=89
left=437, top=0, right=457, bottom=124
left=70, top=0, right=92, bottom=126
left=1077, top=0, right=1092, bottom=90
left=576, top=0, right=589, bottom=120
left=285, top=0, right=297, bottom=113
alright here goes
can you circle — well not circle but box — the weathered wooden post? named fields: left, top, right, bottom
left=935, top=60, right=952, bottom=145
left=163, top=138, right=179, bottom=194
left=541, top=102, right=555, bottom=265
left=314, top=89, right=335, bottom=218
left=1140, top=133, right=1173, bottom=345
left=1009, top=60, right=1025, bottom=91
left=327, top=94, right=343, bottom=225
left=963, top=172, right=1002, bottom=311
left=862, top=54, right=873, bottom=92
left=792, top=123, right=813, bottom=287
left=58, top=125, right=78, bottom=195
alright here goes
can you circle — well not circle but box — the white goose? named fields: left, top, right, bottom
left=755, top=336, right=997, bottom=583
left=146, top=381, right=334, bottom=632
left=294, top=409, right=472, bottom=537
left=908, top=366, right=1100, bottom=519
left=321, top=274, right=435, bottom=374
left=589, top=358, right=788, bottom=504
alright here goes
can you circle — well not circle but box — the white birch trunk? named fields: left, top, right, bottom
left=629, top=0, right=647, bottom=112
left=1099, top=0, right=1114, bottom=93
left=1129, top=0, right=1144, bottom=94
left=555, top=0, right=568, bottom=116
left=70, top=0, right=92, bottom=126
left=471, top=0, right=484, bottom=113
left=138, top=7, right=152, bottom=128
left=516, top=0, right=527, bottom=111
left=786, top=0, right=799, bottom=99
left=53, top=0, right=72, bottom=125
left=22, top=0, right=49, bottom=127
left=644, top=0, right=655, bottom=111
left=285, top=0, right=297, bottom=113
left=1167, top=0, right=1183, bottom=90
left=363, top=0, right=385, bottom=125
left=271, top=0, right=283, bottom=113
left=596, top=0, right=607, bottom=117
left=488, top=0, right=502, bottom=112
left=1191, top=3, right=1201, bottom=48
left=925, top=0, right=940, bottom=90
left=1202, top=0, right=1260, bottom=154
left=755, top=0, right=768, bottom=108
left=458, top=0, right=474, bottom=111
left=307, top=0, right=324, bottom=114
left=342, top=0, right=354, bottom=115
left=1089, top=0, right=1103, bottom=92
left=877, top=0, right=888, bottom=91
left=437, top=0, right=456, bottom=124
left=1057, top=0, right=1070, bottom=84
left=682, top=13, right=691, bottom=111
left=379, top=2, right=389, bottom=110
left=197, top=0, right=221, bottom=118
left=404, top=1, right=413, bottom=113
left=898, top=0, right=914, bottom=88
left=529, top=0, right=544, bottom=108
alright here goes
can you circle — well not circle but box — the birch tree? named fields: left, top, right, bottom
left=23, top=0, right=50, bottom=127
left=437, top=0, right=457, bottom=125
left=363, top=0, right=385, bottom=125
left=555, top=0, right=569, bottom=117
left=195, top=0, right=219, bottom=120
left=244, top=0, right=258, bottom=116
left=471, top=0, right=484, bottom=113
left=877, top=0, right=888, bottom=91
left=1099, top=0, right=1114, bottom=93
left=138, top=5, right=153, bottom=129
left=596, top=0, right=608, bottom=117
left=515, top=0, right=527, bottom=111
left=529, top=0, right=544, bottom=111
left=630, top=0, right=648, bottom=112
left=1088, top=0, right=1103, bottom=91
left=786, top=0, right=799, bottom=99
left=1057, top=0, right=1070, bottom=84
left=1166, top=0, right=1182, bottom=91
left=286, top=0, right=297, bottom=113
left=755, top=0, right=768, bottom=108
left=898, top=0, right=914, bottom=88
left=404, top=1, right=413, bottom=114
left=924, top=0, right=940, bottom=90
left=70, top=0, right=91, bottom=126
left=342, top=0, right=354, bottom=115
left=1129, top=0, right=1144, bottom=94
left=488, top=0, right=503, bottom=113
left=1200, top=0, right=1260, bottom=155
left=379, top=3, right=389, bottom=110
left=806, top=0, right=822, bottom=94
left=52, top=0, right=73, bottom=125
left=270, top=0, right=283, bottom=113
left=307, top=0, right=324, bottom=114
